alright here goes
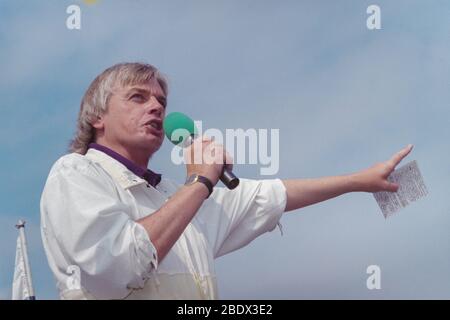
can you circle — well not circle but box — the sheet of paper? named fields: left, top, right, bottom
left=373, top=160, right=428, bottom=218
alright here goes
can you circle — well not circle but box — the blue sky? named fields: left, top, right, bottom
left=1, top=0, right=449, bottom=299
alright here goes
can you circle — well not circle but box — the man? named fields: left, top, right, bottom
left=40, top=62, right=413, bottom=300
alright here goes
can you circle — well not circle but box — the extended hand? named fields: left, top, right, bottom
left=355, top=144, right=414, bottom=193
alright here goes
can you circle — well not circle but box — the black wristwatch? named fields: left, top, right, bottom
left=185, top=174, right=214, bottom=198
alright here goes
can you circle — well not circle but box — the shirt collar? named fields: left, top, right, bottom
left=87, top=143, right=162, bottom=188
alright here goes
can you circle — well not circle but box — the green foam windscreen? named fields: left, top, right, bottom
left=163, top=112, right=198, bottom=145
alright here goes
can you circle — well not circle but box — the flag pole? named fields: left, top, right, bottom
left=15, top=220, right=36, bottom=300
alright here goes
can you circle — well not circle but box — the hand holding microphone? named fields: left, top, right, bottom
left=163, top=112, right=240, bottom=190
left=184, top=136, right=234, bottom=186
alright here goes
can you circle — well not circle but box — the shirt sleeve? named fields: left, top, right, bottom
left=197, top=178, right=287, bottom=259
left=40, top=158, right=158, bottom=299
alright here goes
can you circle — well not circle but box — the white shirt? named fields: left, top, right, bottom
left=40, top=148, right=287, bottom=299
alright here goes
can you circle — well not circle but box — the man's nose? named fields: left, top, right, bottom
left=147, top=96, right=164, bottom=117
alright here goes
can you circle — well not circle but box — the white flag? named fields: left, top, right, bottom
left=12, top=236, right=31, bottom=300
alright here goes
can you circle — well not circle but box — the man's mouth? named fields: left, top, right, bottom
left=144, top=119, right=163, bottom=132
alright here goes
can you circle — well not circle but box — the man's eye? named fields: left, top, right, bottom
left=157, top=97, right=167, bottom=108
left=130, top=94, right=145, bottom=102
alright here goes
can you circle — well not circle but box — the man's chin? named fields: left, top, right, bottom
left=137, top=138, right=163, bottom=154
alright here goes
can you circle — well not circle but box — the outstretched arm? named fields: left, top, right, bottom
left=282, top=144, right=413, bottom=212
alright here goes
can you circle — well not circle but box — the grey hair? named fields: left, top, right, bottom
left=69, top=62, right=168, bottom=154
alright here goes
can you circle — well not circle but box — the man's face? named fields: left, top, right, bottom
left=94, top=81, right=167, bottom=156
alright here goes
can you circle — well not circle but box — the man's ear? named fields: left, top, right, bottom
left=91, top=116, right=104, bottom=130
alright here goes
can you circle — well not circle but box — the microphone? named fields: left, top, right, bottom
left=163, top=112, right=240, bottom=190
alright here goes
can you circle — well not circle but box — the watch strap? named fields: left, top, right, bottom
left=185, top=174, right=214, bottom=198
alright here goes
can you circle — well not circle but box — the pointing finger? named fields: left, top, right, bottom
left=388, top=144, right=413, bottom=169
